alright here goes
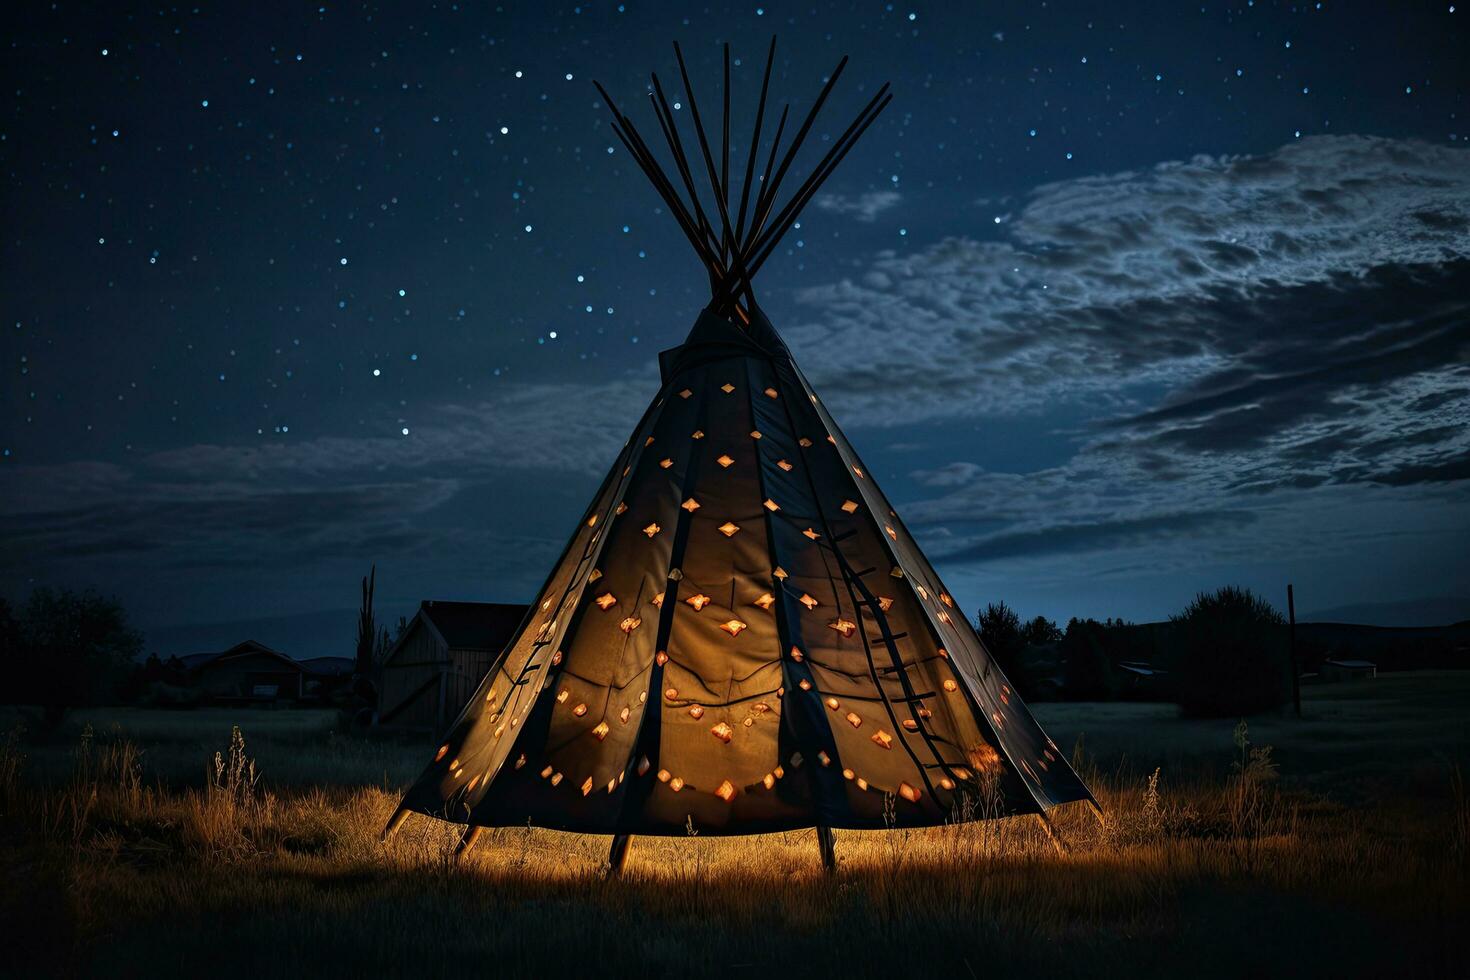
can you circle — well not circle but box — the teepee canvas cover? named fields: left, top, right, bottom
left=386, top=41, right=1094, bottom=849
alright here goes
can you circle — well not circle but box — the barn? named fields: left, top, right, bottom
left=183, top=640, right=308, bottom=703
left=377, top=600, right=528, bottom=734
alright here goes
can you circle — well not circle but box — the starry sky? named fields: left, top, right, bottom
left=3, top=2, right=1468, bottom=654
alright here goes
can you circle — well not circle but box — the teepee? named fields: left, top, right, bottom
left=384, top=40, right=1096, bottom=869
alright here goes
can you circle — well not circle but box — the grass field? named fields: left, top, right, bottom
left=2, top=673, right=1467, bottom=978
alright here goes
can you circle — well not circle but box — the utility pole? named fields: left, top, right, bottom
left=1287, top=583, right=1301, bottom=719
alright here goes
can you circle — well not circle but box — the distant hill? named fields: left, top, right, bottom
left=1298, top=595, right=1470, bottom=628
left=1106, top=618, right=1470, bottom=675
left=142, top=607, right=404, bottom=659
left=1294, top=620, right=1470, bottom=671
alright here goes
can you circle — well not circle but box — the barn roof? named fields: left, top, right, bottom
left=417, top=600, right=529, bottom=651
left=181, top=640, right=346, bottom=676
left=299, top=656, right=355, bottom=676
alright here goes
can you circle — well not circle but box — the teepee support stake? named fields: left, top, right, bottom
left=608, top=833, right=633, bottom=874
left=1034, top=811, right=1069, bottom=856
left=817, top=825, right=837, bottom=873
left=453, top=824, right=483, bottom=860
left=380, top=807, right=410, bottom=843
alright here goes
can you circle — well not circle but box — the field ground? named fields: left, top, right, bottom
left=2, top=672, right=1468, bottom=978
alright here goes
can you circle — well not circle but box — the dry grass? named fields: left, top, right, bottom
left=2, top=676, right=1468, bottom=979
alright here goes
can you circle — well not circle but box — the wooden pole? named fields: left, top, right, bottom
left=1287, top=583, right=1302, bottom=719
left=1034, top=811, right=1068, bottom=856
left=453, top=824, right=483, bottom=860
left=608, top=833, right=633, bottom=875
left=816, top=825, right=836, bottom=873
left=380, top=806, right=411, bottom=843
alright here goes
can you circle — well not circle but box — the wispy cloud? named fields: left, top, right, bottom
left=813, top=190, right=903, bottom=222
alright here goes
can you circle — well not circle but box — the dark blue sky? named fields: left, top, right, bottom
left=3, top=2, right=1468, bottom=653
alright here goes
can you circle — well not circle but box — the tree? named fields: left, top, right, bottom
left=1021, top=615, right=1062, bottom=647
left=976, top=601, right=1026, bottom=686
left=353, top=566, right=380, bottom=710
left=1171, top=586, right=1291, bottom=717
left=7, top=588, right=144, bottom=726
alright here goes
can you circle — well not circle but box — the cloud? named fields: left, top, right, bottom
left=785, top=136, right=1470, bottom=429
left=141, top=377, right=655, bottom=485
left=932, top=510, right=1257, bottom=564
left=813, top=190, right=902, bottom=222
left=817, top=135, right=1470, bottom=580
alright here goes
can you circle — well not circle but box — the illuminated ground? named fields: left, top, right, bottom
left=2, top=672, right=1466, bottom=978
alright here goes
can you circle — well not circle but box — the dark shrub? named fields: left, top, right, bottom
left=1060, top=618, right=1121, bottom=701
left=1171, top=586, right=1291, bottom=717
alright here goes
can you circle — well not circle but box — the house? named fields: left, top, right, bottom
left=1319, top=659, right=1377, bottom=682
left=377, top=600, right=529, bottom=733
left=298, top=656, right=356, bottom=698
left=184, top=640, right=308, bottom=703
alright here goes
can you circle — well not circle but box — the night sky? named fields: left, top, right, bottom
left=3, top=2, right=1468, bottom=655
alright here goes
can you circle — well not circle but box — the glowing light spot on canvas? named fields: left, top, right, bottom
left=718, top=521, right=740, bottom=537
left=685, top=593, right=712, bottom=611
left=595, top=592, right=617, bottom=610
left=719, top=619, right=748, bottom=637
left=592, top=722, right=610, bottom=741
left=717, top=454, right=735, bottom=468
